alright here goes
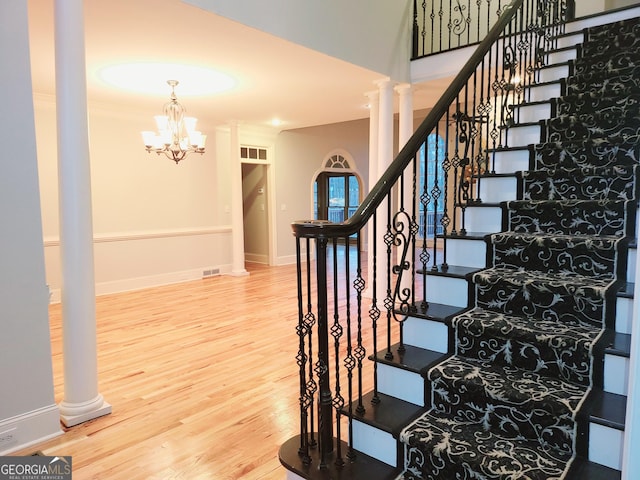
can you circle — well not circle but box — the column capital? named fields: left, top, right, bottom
left=373, top=77, right=393, bottom=90
left=394, top=83, right=413, bottom=95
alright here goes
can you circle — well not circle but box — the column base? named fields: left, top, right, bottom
left=59, top=395, right=112, bottom=428
left=230, top=269, right=250, bottom=277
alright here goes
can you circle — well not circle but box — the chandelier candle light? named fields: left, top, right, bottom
left=141, top=80, right=206, bottom=164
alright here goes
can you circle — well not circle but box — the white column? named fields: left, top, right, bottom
left=374, top=79, right=394, bottom=302
left=230, top=121, right=249, bottom=276
left=365, top=90, right=379, bottom=299
left=54, top=0, right=111, bottom=427
left=396, top=83, right=413, bottom=151
left=395, top=83, right=414, bottom=296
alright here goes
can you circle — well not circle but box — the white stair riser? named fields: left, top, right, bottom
left=464, top=206, right=502, bottom=233
left=589, top=423, right=624, bottom=471
left=566, top=6, right=640, bottom=33
left=604, top=354, right=629, bottom=396
left=446, top=238, right=487, bottom=268
left=547, top=47, right=577, bottom=64
left=478, top=176, right=517, bottom=203
left=515, top=102, right=551, bottom=124
left=528, top=83, right=562, bottom=103
left=352, top=420, right=397, bottom=467
left=554, top=32, right=584, bottom=50
left=377, top=363, right=425, bottom=406
left=425, top=275, right=468, bottom=308
left=404, top=317, right=449, bottom=352
left=628, top=247, right=636, bottom=284
left=506, top=124, right=542, bottom=147
left=616, top=297, right=633, bottom=335
left=538, top=64, right=570, bottom=84
left=491, top=149, right=530, bottom=174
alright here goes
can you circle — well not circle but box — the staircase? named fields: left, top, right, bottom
left=281, top=3, right=638, bottom=479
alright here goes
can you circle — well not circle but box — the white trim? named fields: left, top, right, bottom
left=0, top=404, right=62, bottom=455
left=43, top=226, right=231, bottom=247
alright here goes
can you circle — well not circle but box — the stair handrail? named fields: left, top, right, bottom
left=292, top=0, right=527, bottom=240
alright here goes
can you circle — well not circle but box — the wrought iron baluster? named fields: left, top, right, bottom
left=330, top=238, right=345, bottom=468
left=410, top=154, right=419, bottom=310
left=412, top=0, right=420, bottom=58
left=344, top=236, right=357, bottom=462
left=431, top=123, right=443, bottom=271
left=353, top=234, right=366, bottom=420
left=384, top=195, right=394, bottom=359
left=441, top=108, right=452, bottom=271
left=369, top=213, right=381, bottom=405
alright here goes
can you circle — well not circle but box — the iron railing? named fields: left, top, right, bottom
left=413, top=0, right=574, bottom=58
left=286, top=0, right=574, bottom=471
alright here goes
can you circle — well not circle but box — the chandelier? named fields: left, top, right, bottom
left=141, top=80, right=206, bottom=164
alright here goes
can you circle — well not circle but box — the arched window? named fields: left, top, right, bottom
left=418, top=134, right=445, bottom=237
left=313, top=153, right=361, bottom=224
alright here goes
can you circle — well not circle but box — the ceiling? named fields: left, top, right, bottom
left=26, top=0, right=445, bottom=133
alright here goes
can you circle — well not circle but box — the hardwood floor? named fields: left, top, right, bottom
left=14, top=262, right=307, bottom=479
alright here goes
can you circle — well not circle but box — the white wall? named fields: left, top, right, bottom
left=34, top=95, right=233, bottom=301
left=274, top=118, right=371, bottom=263
left=184, top=0, right=412, bottom=83
left=0, top=1, right=61, bottom=453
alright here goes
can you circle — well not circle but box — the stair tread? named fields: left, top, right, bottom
left=373, top=343, right=446, bottom=375
left=538, top=59, right=572, bottom=70
left=439, top=231, right=493, bottom=240
left=408, top=301, right=466, bottom=321
left=605, top=331, right=631, bottom=357
left=420, top=264, right=480, bottom=278
left=588, top=389, right=627, bottom=430
left=348, top=390, right=427, bottom=437
left=567, top=457, right=621, bottom=480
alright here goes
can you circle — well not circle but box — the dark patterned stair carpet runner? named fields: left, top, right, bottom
left=398, top=17, right=640, bottom=480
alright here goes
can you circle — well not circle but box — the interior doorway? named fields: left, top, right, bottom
left=241, top=146, right=271, bottom=265
left=314, top=172, right=360, bottom=222
left=312, top=151, right=362, bottom=243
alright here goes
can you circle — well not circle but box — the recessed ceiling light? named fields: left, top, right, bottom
left=270, top=118, right=282, bottom=127
left=97, top=63, right=236, bottom=95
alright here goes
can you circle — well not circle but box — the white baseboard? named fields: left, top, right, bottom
left=245, top=253, right=269, bottom=264
left=49, top=264, right=233, bottom=304
left=0, top=404, right=62, bottom=455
